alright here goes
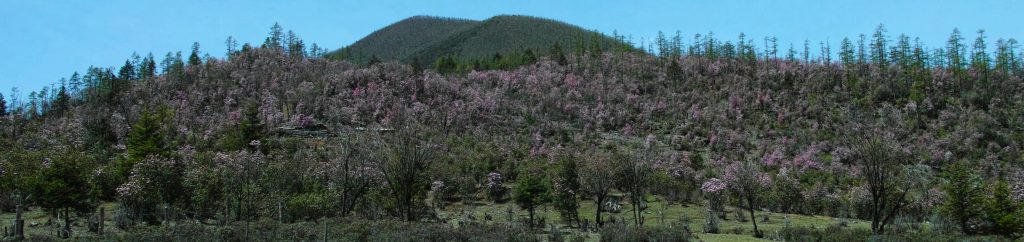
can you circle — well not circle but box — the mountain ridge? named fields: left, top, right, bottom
left=328, top=15, right=628, bottom=65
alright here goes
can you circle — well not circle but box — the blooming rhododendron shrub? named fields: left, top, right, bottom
left=486, top=172, right=507, bottom=202
left=701, top=178, right=727, bottom=218
left=117, top=155, right=186, bottom=224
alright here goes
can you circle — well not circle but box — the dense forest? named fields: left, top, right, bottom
left=329, top=15, right=630, bottom=70
left=1, top=18, right=1023, bottom=241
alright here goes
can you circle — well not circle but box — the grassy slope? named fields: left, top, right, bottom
left=1, top=199, right=863, bottom=241
left=436, top=195, right=871, bottom=242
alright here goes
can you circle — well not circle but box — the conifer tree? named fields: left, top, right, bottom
left=0, top=93, right=7, bottom=116
left=871, top=24, right=888, bottom=67
left=188, top=42, right=202, bottom=67
left=971, top=29, right=990, bottom=71
left=226, top=36, right=238, bottom=56
left=857, top=34, right=867, bottom=65
left=68, top=72, right=82, bottom=100
left=947, top=28, right=966, bottom=71
left=266, top=22, right=284, bottom=49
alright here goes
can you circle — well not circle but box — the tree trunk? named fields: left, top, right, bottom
left=595, top=195, right=604, bottom=227
left=528, top=207, right=536, bottom=228
left=749, top=205, right=761, bottom=237
left=64, top=207, right=71, bottom=238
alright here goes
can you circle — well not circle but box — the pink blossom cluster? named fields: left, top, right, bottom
left=430, top=180, right=445, bottom=192
left=486, top=172, right=503, bottom=190
left=761, top=148, right=784, bottom=166
left=701, top=178, right=727, bottom=194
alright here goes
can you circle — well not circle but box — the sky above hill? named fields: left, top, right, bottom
left=1, top=0, right=1020, bottom=102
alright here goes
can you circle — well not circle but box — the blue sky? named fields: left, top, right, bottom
left=1, top=0, right=1020, bottom=101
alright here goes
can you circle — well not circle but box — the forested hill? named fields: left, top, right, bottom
left=2, top=20, right=1024, bottom=240
left=328, top=15, right=630, bottom=66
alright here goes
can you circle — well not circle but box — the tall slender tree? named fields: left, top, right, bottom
left=947, top=28, right=966, bottom=71
left=0, top=93, right=7, bottom=116
left=840, top=37, right=855, bottom=67
left=871, top=24, right=889, bottom=67
left=188, top=42, right=202, bottom=67
left=971, top=29, right=990, bottom=71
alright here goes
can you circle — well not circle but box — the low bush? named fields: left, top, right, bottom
left=598, top=223, right=694, bottom=242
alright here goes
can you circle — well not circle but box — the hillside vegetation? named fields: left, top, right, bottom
left=1, top=19, right=1023, bottom=241
left=329, top=15, right=629, bottom=67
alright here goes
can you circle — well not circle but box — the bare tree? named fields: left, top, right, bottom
left=728, top=159, right=766, bottom=238
left=326, top=131, right=379, bottom=217
left=618, top=142, right=653, bottom=226
left=580, top=147, right=616, bottom=227
left=859, top=138, right=909, bottom=235
left=380, top=123, right=436, bottom=221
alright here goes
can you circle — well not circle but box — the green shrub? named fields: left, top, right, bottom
left=287, top=192, right=332, bottom=221
left=599, top=223, right=694, bottom=242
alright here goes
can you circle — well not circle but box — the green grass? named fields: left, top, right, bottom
left=434, top=195, right=870, bottom=241
left=0, top=202, right=125, bottom=240
left=0, top=198, right=911, bottom=241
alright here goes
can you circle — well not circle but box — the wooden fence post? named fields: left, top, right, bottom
left=15, top=204, right=24, bottom=240
left=99, top=207, right=105, bottom=236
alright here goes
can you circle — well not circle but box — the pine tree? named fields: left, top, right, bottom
left=803, top=39, right=811, bottom=63
left=68, top=72, right=82, bottom=100
left=51, top=83, right=70, bottom=115
left=286, top=30, right=305, bottom=57
left=840, top=37, right=856, bottom=67
left=671, top=31, right=683, bottom=58
left=266, top=22, right=284, bottom=49
left=857, top=34, right=867, bottom=65
left=550, top=43, right=567, bottom=65
left=0, top=93, right=7, bottom=116
left=820, top=40, right=831, bottom=64
left=871, top=24, right=888, bottom=67
left=947, top=28, right=966, bottom=71
left=971, top=29, right=990, bottom=71
left=994, top=38, right=1018, bottom=74
left=140, top=53, right=157, bottom=79
left=188, top=42, right=202, bottom=67
left=655, top=31, right=668, bottom=57
left=940, top=161, right=984, bottom=235
left=226, top=36, right=238, bottom=56
left=786, top=43, right=797, bottom=62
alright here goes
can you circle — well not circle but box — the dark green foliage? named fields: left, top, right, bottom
left=433, top=49, right=543, bottom=74
left=50, top=84, right=70, bottom=115
left=330, top=15, right=629, bottom=66
left=120, top=108, right=173, bottom=180
left=434, top=54, right=459, bottom=74
left=514, top=161, right=549, bottom=228
left=330, top=16, right=480, bottom=63
left=598, top=223, right=695, bottom=242
left=112, top=218, right=540, bottom=242
left=0, top=93, right=7, bottom=116
left=188, top=42, right=202, bottom=67
left=29, top=151, right=98, bottom=237
left=552, top=157, right=581, bottom=226
left=288, top=192, right=332, bottom=221
left=940, top=161, right=984, bottom=235
left=983, top=179, right=1021, bottom=236
left=550, top=42, right=568, bottom=65
left=219, top=104, right=263, bottom=151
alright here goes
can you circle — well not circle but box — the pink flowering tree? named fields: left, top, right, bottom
left=486, top=171, right=507, bottom=202
left=580, top=147, right=617, bottom=227
left=701, top=178, right=728, bottom=218
left=724, top=159, right=771, bottom=238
